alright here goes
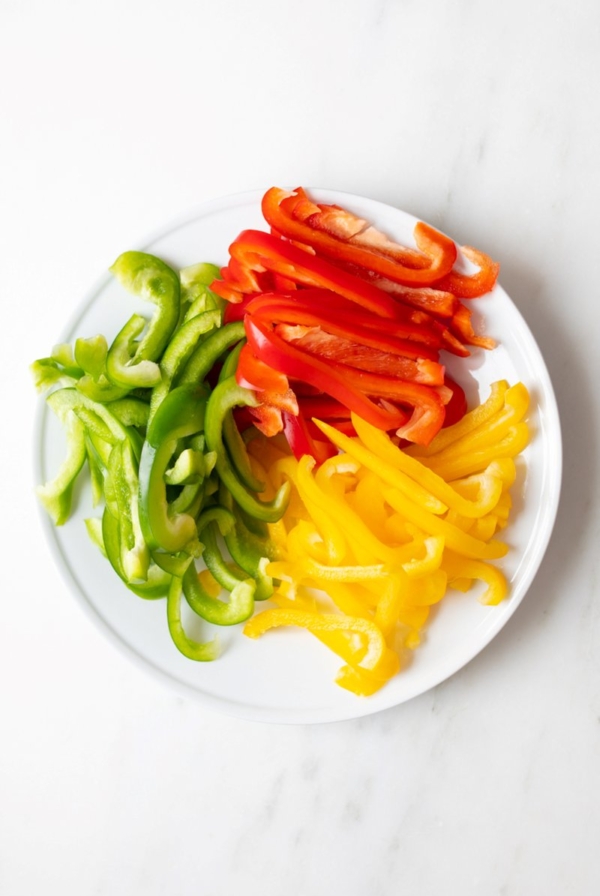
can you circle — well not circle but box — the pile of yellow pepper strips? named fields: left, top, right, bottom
left=241, top=379, right=530, bottom=696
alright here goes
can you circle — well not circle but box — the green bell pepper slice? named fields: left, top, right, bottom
left=182, top=562, right=255, bottom=626
left=180, top=262, right=224, bottom=324
left=107, top=440, right=149, bottom=582
left=218, top=484, right=276, bottom=600
left=37, top=405, right=86, bottom=525
left=106, top=313, right=163, bottom=388
left=31, top=343, right=83, bottom=393
left=74, top=335, right=108, bottom=381
left=214, top=337, right=265, bottom=494
left=178, top=321, right=246, bottom=386
left=101, top=508, right=171, bottom=599
left=138, top=385, right=207, bottom=554
left=205, top=376, right=290, bottom=523
left=106, top=251, right=180, bottom=387
left=167, top=575, right=220, bottom=661
left=149, top=309, right=221, bottom=421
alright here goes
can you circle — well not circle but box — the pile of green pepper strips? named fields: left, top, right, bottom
left=33, top=252, right=291, bottom=660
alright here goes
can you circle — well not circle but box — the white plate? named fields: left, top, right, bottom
left=35, top=189, right=562, bottom=724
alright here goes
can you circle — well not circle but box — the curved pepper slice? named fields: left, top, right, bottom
left=408, top=380, right=509, bottom=456
left=221, top=230, right=403, bottom=318
left=244, top=292, right=443, bottom=357
left=261, top=188, right=458, bottom=286
left=245, top=315, right=407, bottom=432
left=432, top=245, right=500, bottom=298
left=167, top=576, right=220, bottom=661
left=382, top=486, right=507, bottom=561
left=334, top=414, right=504, bottom=519
left=106, top=251, right=180, bottom=387
left=205, top=376, right=290, bottom=523
left=138, top=385, right=207, bottom=554
left=37, top=404, right=86, bottom=525
left=101, top=507, right=171, bottom=599
left=442, top=551, right=507, bottom=605
left=182, top=563, right=255, bottom=626
left=149, top=309, right=221, bottom=420
left=178, top=320, right=246, bottom=386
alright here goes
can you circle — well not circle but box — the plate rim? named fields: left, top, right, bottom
left=33, top=188, right=563, bottom=724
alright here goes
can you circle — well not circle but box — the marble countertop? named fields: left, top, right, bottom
left=2, top=1, right=599, bottom=893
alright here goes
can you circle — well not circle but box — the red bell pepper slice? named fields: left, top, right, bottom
left=282, top=410, right=336, bottom=464
left=274, top=323, right=445, bottom=386
left=236, top=343, right=290, bottom=393
left=448, top=304, right=496, bottom=350
left=245, top=291, right=442, bottom=359
left=442, top=376, right=467, bottom=428
left=433, top=246, right=500, bottom=298
left=227, top=230, right=405, bottom=319
left=262, top=187, right=458, bottom=287
left=245, top=315, right=445, bottom=444
left=341, top=265, right=459, bottom=318
left=297, top=396, right=352, bottom=420
left=249, top=403, right=283, bottom=437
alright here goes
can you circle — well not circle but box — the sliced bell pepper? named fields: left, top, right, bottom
left=37, top=402, right=86, bottom=525
left=261, top=187, right=458, bottom=286
left=167, top=575, right=220, bottom=660
left=177, top=320, right=246, bottom=386
left=149, top=309, right=221, bottom=420
left=204, top=376, right=291, bottom=522
left=224, top=230, right=405, bottom=318
left=245, top=314, right=409, bottom=433
left=182, top=562, right=256, bottom=626
left=244, top=292, right=444, bottom=356
left=432, top=246, right=500, bottom=298
left=138, top=385, right=207, bottom=554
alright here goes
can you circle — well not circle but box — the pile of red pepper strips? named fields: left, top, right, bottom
left=214, top=187, right=499, bottom=461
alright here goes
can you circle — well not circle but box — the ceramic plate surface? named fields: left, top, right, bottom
left=35, top=189, right=562, bottom=723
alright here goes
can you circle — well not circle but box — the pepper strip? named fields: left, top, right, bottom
left=442, top=551, right=507, bottom=605
left=262, top=188, right=458, bottom=286
left=149, top=309, right=221, bottom=420
left=345, top=415, right=504, bottom=519
left=204, top=377, right=290, bottom=523
left=423, top=424, right=530, bottom=481
left=418, top=383, right=529, bottom=463
left=167, top=576, right=220, bottom=661
left=101, top=507, right=171, bottom=599
left=406, top=380, right=509, bottom=457
left=182, top=563, right=255, bottom=626
left=314, top=421, right=449, bottom=515
left=138, top=385, right=207, bottom=553
left=296, top=456, right=400, bottom=565
left=244, top=292, right=443, bottom=357
left=244, top=608, right=387, bottom=672
left=382, top=486, right=507, bottom=561
left=178, top=320, right=246, bottom=385
left=37, top=407, right=86, bottom=525
left=106, top=252, right=180, bottom=387
left=245, top=315, right=407, bottom=432
left=225, top=230, right=404, bottom=318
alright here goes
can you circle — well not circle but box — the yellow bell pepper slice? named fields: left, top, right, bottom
left=442, top=551, right=507, bottom=605
left=406, top=380, right=509, bottom=456
left=424, top=423, right=530, bottom=481
left=297, top=455, right=400, bottom=565
left=244, top=608, right=391, bottom=673
left=382, top=485, right=508, bottom=560
left=344, top=414, right=505, bottom=519
left=313, top=419, right=448, bottom=515
left=426, top=383, right=529, bottom=464
left=402, top=535, right=445, bottom=578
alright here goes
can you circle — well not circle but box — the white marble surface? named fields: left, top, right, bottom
left=1, top=0, right=599, bottom=893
